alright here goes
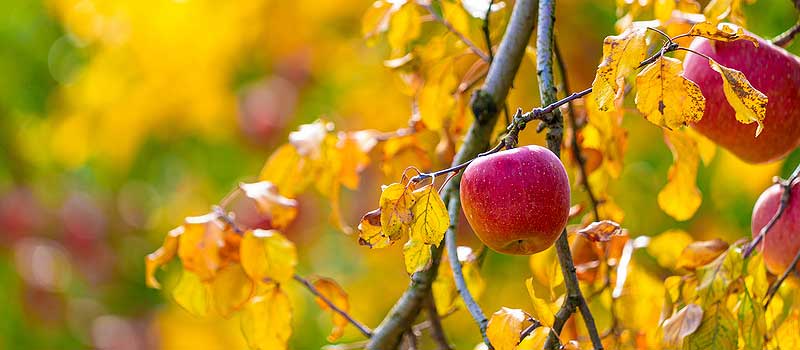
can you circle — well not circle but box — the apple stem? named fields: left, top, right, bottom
left=293, top=274, right=374, bottom=338
left=772, top=19, right=800, bottom=48
left=743, top=163, right=800, bottom=259
left=535, top=1, right=605, bottom=349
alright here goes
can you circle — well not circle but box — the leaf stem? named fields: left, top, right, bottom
left=293, top=274, right=374, bottom=338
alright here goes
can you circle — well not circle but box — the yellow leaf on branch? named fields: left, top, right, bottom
left=410, top=184, right=449, bottom=246
left=240, top=229, right=297, bottom=284
left=173, top=270, right=210, bottom=317
left=240, top=181, right=299, bottom=230
left=432, top=246, right=485, bottom=314
left=387, top=2, right=421, bottom=51
left=683, top=302, right=737, bottom=350
left=178, top=213, right=228, bottom=281
left=525, top=278, right=557, bottom=328
left=635, top=56, right=706, bottom=130
left=145, top=226, right=182, bottom=289
left=486, top=307, right=528, bottom=350
left=379, top=182, right=417, bottom=241
left=657, top=129, right=702, bottom=221
left=241, top=285, right=292, bottom=350
left=592, top=27, right=648, bottom=111
left=516, top=326, right=549, bottom=350
left=358, top=208, right=393, bottom=248
left=311, top=277, right=350, bottom=342
left=402, top=237, right=432, bottom=274
left=258, top=144, right=312, bottom=198
left=687, top=22, right=758, bottom=45
left=210, top=264, right=255, bottom=318
left=676, top=239, right=729, bottom=270
left=709, top=59, right=768, bottom=137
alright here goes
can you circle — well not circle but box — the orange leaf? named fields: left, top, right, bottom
left=486, top=307, right=529, bottom=350
left=177, top=213, right=228, bottom=281
left=577, top=220, right=623, bottom=242
left=240, top=181, right=299, bottom=230
left=145, top=226, right=182, bottom=289
left=210, top=264, right=255, bottom=318
left=358, top=208, right=393, bottom=248
left=676, top=239, right=729, bottom=270
left=240, top=229, right=297, bottom=284
left=311, top=277, right=350, bottom=342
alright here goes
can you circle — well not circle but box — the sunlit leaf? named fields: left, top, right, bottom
left=362, top=0, right=395, bottom=40
left=241, top=285, right=292, bottom=350
left=647, top=230, right=693, bottom=271
left=461, top=0, right=505, bottom=18
left=486, top=307, right=528, bottom=350
left=289, top=120, right=332, bottom=159
left=240, top=181, right=299, bottom=230
left=259, top=144, right=312, bottom=198
left=173, top=270, right=210, bottom=317
left=769, top=310, right=800, bottom=349
left=382, top=135, right=432, bottom=181
left=529, top=245, right=563, bottom=297
left=358, top=208, right=393, bottom=248
left=703, top=0, right=735, bottom=24
left=210, top=264, right=255, bottom=318
left=240, top=229, right=297, bottom=284
left=380, top=183, right=416, bottom=241
left=635, top=56, right=705, bottom=129
left=661, top=303, right=703, bottom=347
left=177, top=213, right=228, bottom=281
left=311, top=277, right=350, bottom=342
left=336, top=131, right=377, bottom=190
left=592, top=27, right=648, bottom=111
left=410, top=184, right=449, bottom=246
left=687, top=22, right=758, bottom=45
left=737, top=284, right=766, bottom=350
left=683, top=302, right=737, bottom=350
left=525, top=278, right=556, bottom=328
left=695, top=246, right=742, bottom=304
left=745, top=253, right=768, bottom=300
left=676, top=239, right=729, bottom=270
left=655, top=0, right=676, bottom=22
left=402, top=237, right=432, bottom=274
left=708, top=59, right=768, bottom=137
left=657, top=129, right=702, bottom=221
left=515, top=326, right=549, bottom=350
left=146, top=226, right=182, bottom=289
left=577, top=220, right=623, bottom=242
left=433, top=247, right=485, bottom=314
left=387, top=2, right=421, bottom=51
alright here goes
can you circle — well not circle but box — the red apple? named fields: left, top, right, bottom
left=752, top=179, right=800, bottom=275
left=459, top=145, right=571, bottom=255
left=683, top=33, right=800, bottom=164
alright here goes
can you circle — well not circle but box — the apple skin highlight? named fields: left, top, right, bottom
left=460, top=145, right=571, bottom=255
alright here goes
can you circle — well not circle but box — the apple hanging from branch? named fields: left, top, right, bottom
left=752, top=179, right=800, bottom=275
left=459, top=145, right=571, bottom=255
left=683, top=32, right=800, bottom=164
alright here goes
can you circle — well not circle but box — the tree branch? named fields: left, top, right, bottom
left=366, top=1, right=537, bottom=348
left=534, top=1, right=603, bottom=349
left=425, top=290, right=453, bottom=350
left=772, top=19, right=800, bottom=48
left=293, top=274, right=374, bottom=338
left=764, top=247, right=800, bottom=308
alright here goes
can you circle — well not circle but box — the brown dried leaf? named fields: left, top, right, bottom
left=676, top=239, right=729, bottom=270
left=577, top=220, right=623, bottom=242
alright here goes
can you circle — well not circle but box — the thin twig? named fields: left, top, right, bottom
left=422, top=2, right=491, bottom=62
left=425, top=290, right=453, bottom=350
left=765, top=248, right=800, bottom=308
left=519, top=319, right=542, bottom=342
left=482, top=0, right=496, bottom=63
left=743, top=164, right=800, bottom=258
left=772, top=19, right=800, bottom=48
left=535, top=1, right=603, bottom=349
left=554, top=37, right=600, bottom=221
left=293, top=274, right=374, bottom=338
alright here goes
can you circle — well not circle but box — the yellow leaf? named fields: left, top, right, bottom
left=687, top=22, right=758, bottom=45
left=240, top=181, right=299, bottom=230
left=592, top=27, right=648, bottom=111
left=410, top=184, right=449, bottom=246
left=336, top=131, right=377, bottom=190
left=380, top=183, right=417, bottom=241
left=661, top=303, right=703, bottom=347
left=769, top=310, right=800, bottom=349
left=402, top=237, right=432, bottom=274
left=358, top=208, right=393, bottom=248
left=525, top=278, right=557, bottom=328
left=703, top=0, right=734, bottom=24
left=178, top=214, right=227, bottom=281
left=362, top=0, right=394, bottom=39
left=433, top=247, right=485, bottom=314
left=258, top=144, right=312, bottom=198
left=515, top=326, right=549, bottom=350
left=655, top=0, right=676, bottom=23
left=418, top=63, right=458, bottom=131
left=683, top=302, right=737, bottom=350
left=210, top=264, right=255, bottom=318
left=657, top=129, right=702, bottom=221
left=709, top=59, right=768, bottom=137
left=582, top=94, right=627, bottom=178
left=745, top=253, right=768, bottom=300
left=647, top=229, right=693, bottom=269
left=241, top=285, right=292, bottom=350
left=388, top=2, right=421, bottom=51
left=240, top=229, right=297, bottom=284
left=676, top=239, right=729, bottom=270
left=528, top=245, right=563, bottom=298
left=635, top=56, right=706, bottom=129
left=686, top=128, right=716, bottom=166
left=486, top=307, right=528, bottom=350
left=311, top=277, right=350, bottom=342
left=173, top=270, right=210, bottom=317
left=288, top=120, right=332, bottom=159
left=576, top=220, right=623, bottom=242
left=737, top=285, right=766, bottom=350
left=146, top=226, right=182, bottom=289
left=382, top=135, right=432, bottom=181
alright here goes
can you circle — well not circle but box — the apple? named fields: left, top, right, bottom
left=752, top=179, right=800, bottom=275
left=459, top=145, right=571, bottom=255
left=683, top=32, right=800, bottom=164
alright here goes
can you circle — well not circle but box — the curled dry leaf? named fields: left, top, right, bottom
left=708, top=59, right=768, bottom=137
left=145, top=225, right=182, bottom=289
left=486, top=307, right=529, bottom=350
left=240, top=181, right=299, bottom=230
left=311, top=277, right=350, bottom=342
left=676, top=238, right=729, bottom=270
left=358, top=208, right=392, bottom=248
left=635, top=56, right=706, bottom=130
left=662, top=303, right=704, bottom=347
left=687, top=22, right=758, bottom=45
left=577, top=220, right=623, bottom=242
left=592, top=27, right=648, bottom=111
